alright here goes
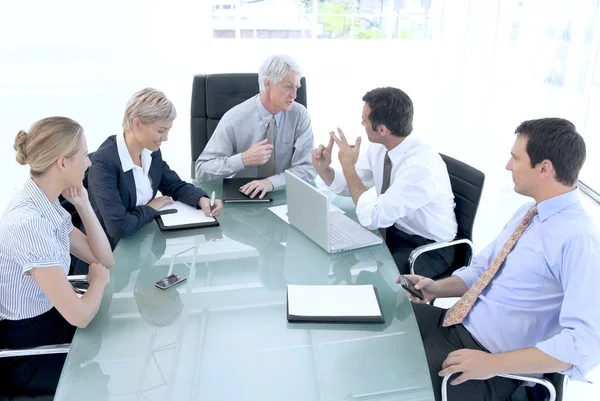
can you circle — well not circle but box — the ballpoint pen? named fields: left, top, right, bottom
left=209, top=191, right=216, bottom=217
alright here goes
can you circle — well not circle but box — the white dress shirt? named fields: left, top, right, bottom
left=117, top=132, right=153, bottom=206
left=328, top=136, right=457, bottom=242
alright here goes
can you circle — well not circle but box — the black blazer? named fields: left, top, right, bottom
left=88, top=135, right=208, bottom=249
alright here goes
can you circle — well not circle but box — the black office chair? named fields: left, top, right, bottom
left=442, top=372, right=568, bottom=401
left=190, top=73, right=308, bottom=178
left=409, top=154, right=485, bottom=277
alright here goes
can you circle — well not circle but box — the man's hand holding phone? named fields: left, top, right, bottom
left=397, top=274, right=439, bottom=304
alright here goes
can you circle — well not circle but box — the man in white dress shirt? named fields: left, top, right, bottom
left=312, top=87, right=458, bottom=277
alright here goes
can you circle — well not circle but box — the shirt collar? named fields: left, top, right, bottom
left=537, top=188, right=581, bottom=222
left=254, top=94, right=283, bottom=128
left=23, top=178, right=70, bottom=228
left=117, top=132, right=152, bottom=175
left=386, top=135, right=416, bottom=164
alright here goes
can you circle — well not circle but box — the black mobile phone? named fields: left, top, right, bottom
left=398, top=275, right=424, bottom=300
left=155, top=273, right=187, bottom=290
left=157, top=209, right=178, bottom=216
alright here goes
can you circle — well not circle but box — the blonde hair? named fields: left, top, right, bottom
left=14, top=117, right=83, bottom=176
left=122, top=88, right=177, bottom=131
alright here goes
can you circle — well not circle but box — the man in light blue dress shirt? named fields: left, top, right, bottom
left=195, top=54, right=316, bottom=199
left=402, top=118, right=600, bottom=401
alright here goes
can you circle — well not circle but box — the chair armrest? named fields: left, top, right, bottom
left=409, top=238, right=474, bottom=275
left=441, top=373, right=557, bottom=401
left=0, top=277, right=83, bottom=359
left=68, top=275, right=89, bottom=294
left=498, top=374, right=557, bottom=401
left=0, top=343, right=70, bottom=359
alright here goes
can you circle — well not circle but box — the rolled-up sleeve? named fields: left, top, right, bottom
left=13, top=217, right=62, bottom=274
left=328, top=168, right=349, bottom=195
left=535, top=233, right=600, bottom=381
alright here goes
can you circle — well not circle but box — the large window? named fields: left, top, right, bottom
left=1, top=0, right=599, bottom=209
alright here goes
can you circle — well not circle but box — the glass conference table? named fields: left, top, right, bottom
left=55, top=180, right=434, bottom=401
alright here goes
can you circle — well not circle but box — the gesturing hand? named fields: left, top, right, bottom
left=330, top=128, right=361, bottom=171
left=242, top=139, right=274, bottom=167
left=312, top=135, right=335, bottom=175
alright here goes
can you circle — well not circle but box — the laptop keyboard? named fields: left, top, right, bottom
left=330, top=223, right=354, bottom=246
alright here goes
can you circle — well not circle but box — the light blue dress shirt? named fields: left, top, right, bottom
left=195, top=94, right=316, bottom=190
left=454, top=189, right=600, bottom=381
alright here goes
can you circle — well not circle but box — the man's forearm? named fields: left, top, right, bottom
left=435, top=276, right=469, bottom=298
left=493, top=348, right=572, bottom=376
left=342, top=167, right=366, bottom=206
left=319, top=167, right=335, bottom=186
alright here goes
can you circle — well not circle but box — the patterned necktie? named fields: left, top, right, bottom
left=442, top=204, right=538, bottom=327
left=379, top=152, right=393, bottom=241
left=258, top=117, right=276, bottom=178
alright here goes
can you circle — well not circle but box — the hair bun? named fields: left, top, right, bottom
left=14, top=130, right=28, bottom=165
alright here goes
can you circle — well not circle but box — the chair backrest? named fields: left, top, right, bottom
left=190, top=73, right=307, bottom=178
left=440, top=154, right=485, bottom=241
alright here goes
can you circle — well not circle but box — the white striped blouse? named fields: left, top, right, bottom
left=0, top=178, right=73, bottom=320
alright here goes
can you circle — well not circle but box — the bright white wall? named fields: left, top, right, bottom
left=1, top=0, right=599, bottom=247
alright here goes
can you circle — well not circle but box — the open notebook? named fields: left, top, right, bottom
left=286, top=284, right=384, bottom=323
left=156, top=201, right=219, bottom=231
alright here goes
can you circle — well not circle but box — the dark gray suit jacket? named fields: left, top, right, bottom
left=88, top=135, right=208, bottom=249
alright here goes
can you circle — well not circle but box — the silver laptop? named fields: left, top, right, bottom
left=285, top=171, right=383, bottom=253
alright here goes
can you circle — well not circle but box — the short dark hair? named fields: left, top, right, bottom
left=515, top=118, right=586, bottom=186
left=362, top=87, right=413, bottom=137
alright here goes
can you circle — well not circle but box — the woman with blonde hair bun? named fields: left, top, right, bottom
left=0, top=117, right=114, bottom=395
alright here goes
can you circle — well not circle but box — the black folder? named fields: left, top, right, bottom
left=286, top=284, right=385, bottom=324
left=223, top=178, right=273, bottom=203
left=156, top=216, right=219, bottom=231
left=155, top=201, right=220, bottom=231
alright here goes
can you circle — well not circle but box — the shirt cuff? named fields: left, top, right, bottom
left=23, top=260, right=63, bottom=275
left=535, top=343, right=589, bottom=382
left=355, top=188, right=379, bottom=230
left=328, top=169, right=347, bottom=194
left=229, top=153, right=245, bottom=172
left=268, top=173, right=285, bottom=191
left=452, top=267, right=479, bottom=289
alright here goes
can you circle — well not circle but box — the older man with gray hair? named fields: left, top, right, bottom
left=195, top=54, right=316, bottom=199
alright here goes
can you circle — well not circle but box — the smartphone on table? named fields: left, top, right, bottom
left=155, top=273, right=187, bottom=290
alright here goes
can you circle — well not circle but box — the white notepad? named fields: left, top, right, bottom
left=160, top=201, right=216, bottom=227
left=286, top=284, right=384, bottom=323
